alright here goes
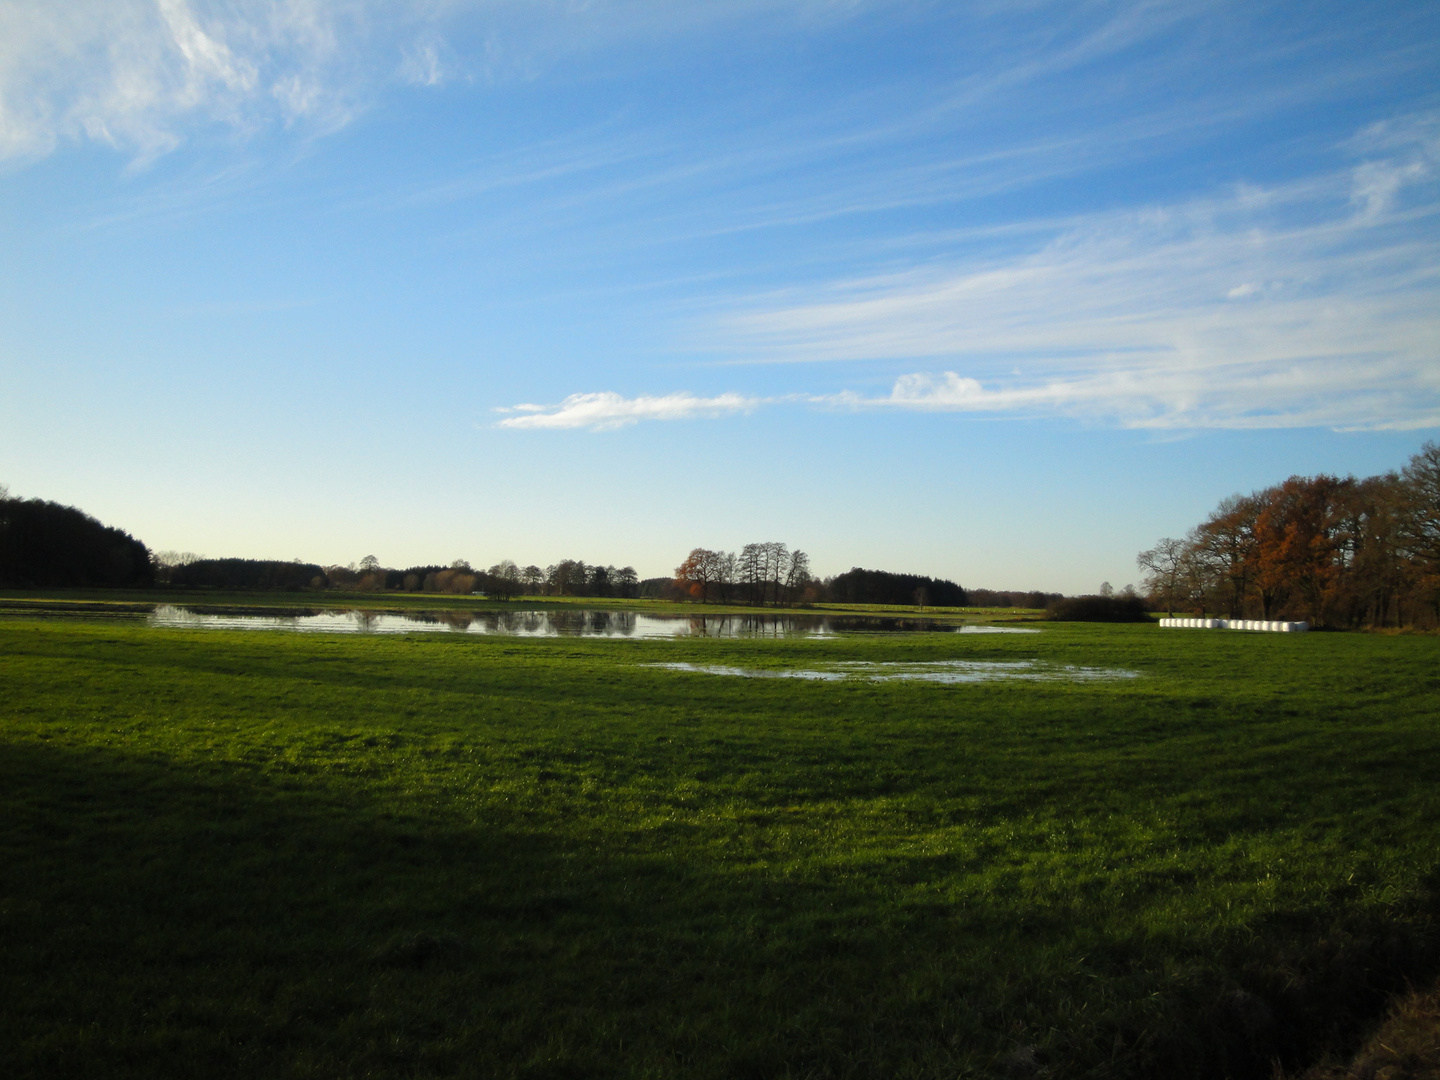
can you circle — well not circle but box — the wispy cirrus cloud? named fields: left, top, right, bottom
left=496, top=390, right=769, bottom=430
left=501, top=113, right=1440, bottom=433
left=815, top=358, right=1439, bottom=432
left=0, top=0, right=382, bottom=163
left=497, top=349, right=1438, bottom=433
left=717, top=116, right=1440, bottom=431
left=0, top=0, right=902, bottom=165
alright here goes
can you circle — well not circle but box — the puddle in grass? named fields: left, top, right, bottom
left=140, top=605, right=1040, bottom=639
left=646, top=660, right=1138, bottom=684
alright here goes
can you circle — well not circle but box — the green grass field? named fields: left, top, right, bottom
left=2, top=610, right=1437, bottom=1078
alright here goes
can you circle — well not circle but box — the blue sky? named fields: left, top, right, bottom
left=1, top=0, right=1437, bottom=592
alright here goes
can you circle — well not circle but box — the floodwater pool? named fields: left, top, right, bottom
left=138, top=606, right=1042, bottom=638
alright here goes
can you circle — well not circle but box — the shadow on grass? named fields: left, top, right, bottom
left=1, top=739, right=1436, bottom=1080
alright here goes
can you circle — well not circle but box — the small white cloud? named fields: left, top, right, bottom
left=497, top=390, right=765, bottom=431
left=891, top=371, right=978, bottom=404
left=1226, top=282, right=1259, bottom=299
left=820, top=371, right=1084, bottom=417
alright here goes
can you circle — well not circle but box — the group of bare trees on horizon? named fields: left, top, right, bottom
left=1138, top=441, right=1440, bottom=628
left=673, top=543, right=813, bottom=605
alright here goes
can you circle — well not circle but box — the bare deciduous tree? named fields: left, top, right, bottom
left=784, top=549, right=810, bottom=605
left=1137, top=537, right=1186, bottom=616
left=488, top=560, right=522, bottom=600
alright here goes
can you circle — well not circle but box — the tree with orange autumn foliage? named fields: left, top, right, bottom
left=1139, top=442, right=1440, bottom=628
left=1251, top=475, right=1349, bottom=623
left=674, top=547, right=722, bottom=603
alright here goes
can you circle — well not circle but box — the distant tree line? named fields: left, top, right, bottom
left=472, top=559, right=639, bottom=600
left=638, top=576, right=679, bottom=599
left=966, top=587, right=1064, bottom=609
left=1138, top=441, right=1440, bottom=628
left=0, top=491, right=153, bottom=588
left=517, top=560, right=640, bottom=599
left=827, top=567, right=967, bottom=607
left=153, top=553, right=640, bottom=599
left=163, top=557, right=328, bottom=591
left=2, top=482, right=1088, bottom=612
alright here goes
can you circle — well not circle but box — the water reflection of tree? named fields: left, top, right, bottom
left=677, top=614, right=812, bottom=637
left=153, top=606, right=946, bottom=639
left=395, top=610, right=476, bottom=631
left=547, top=611, right=586, bottom=636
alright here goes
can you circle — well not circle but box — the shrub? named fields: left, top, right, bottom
left=1046, top=594, right=1151, bottom=622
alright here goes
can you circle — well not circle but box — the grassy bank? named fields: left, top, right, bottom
left=1, top=618, right=1437, bottom=1077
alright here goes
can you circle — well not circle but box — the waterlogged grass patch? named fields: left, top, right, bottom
left=645, top=661, right=845, bottom=680
left=645, top=657, right=1138, bottom=683
left=847, top=658, right=1138, bottom=682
